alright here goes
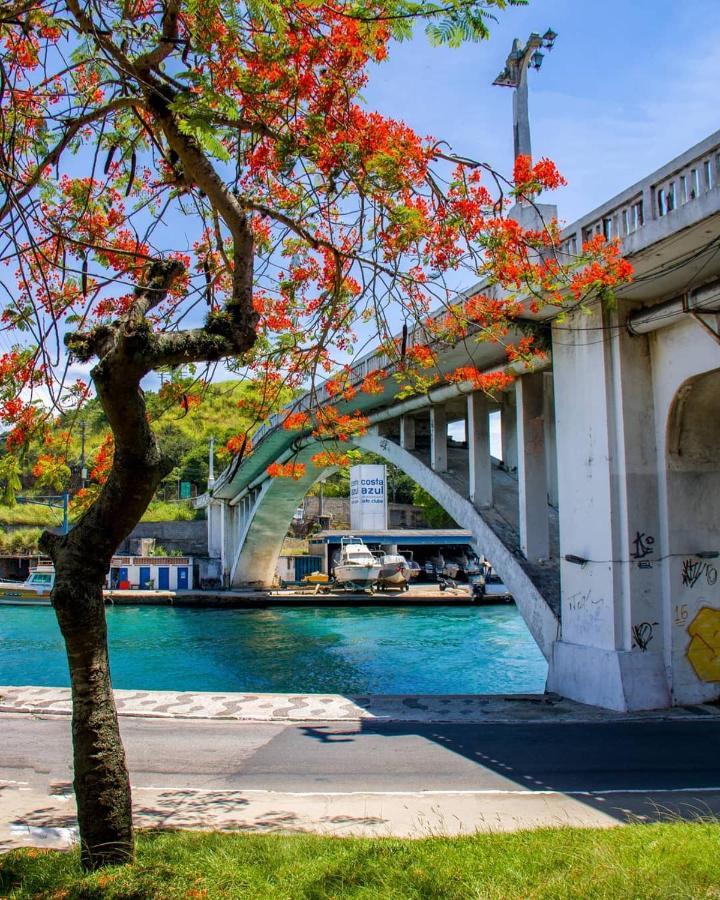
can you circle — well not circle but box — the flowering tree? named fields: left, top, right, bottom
left=0, top=0, right=631, bottom=869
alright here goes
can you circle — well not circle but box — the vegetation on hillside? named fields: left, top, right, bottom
left=0, top=378, right=293, bottom=549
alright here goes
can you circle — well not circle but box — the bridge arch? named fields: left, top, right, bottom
left=353, top=432, right=558, bottom=659
left=224, top=443, right=336, bottom=587
left=230, top=429, right=558, bottom=660
left=664, top=366, right=720, bottom=703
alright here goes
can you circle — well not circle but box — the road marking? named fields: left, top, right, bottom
left=133, top=785, right=720, bottom=798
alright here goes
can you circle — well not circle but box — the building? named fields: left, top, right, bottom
left=107, top=555, right=194, bottom=591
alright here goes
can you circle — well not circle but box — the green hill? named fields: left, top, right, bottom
left=0, top=378, right=294, bottom=536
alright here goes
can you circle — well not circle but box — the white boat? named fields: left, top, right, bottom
left=333, top=539, right=382, bottom=590
left=377, top=553, right=412, bottom=590
left=0, top=565, right=54, bottom=606
left=481, top=571, right=513, bottom=603
left=406, top=560, right=421, bottom=580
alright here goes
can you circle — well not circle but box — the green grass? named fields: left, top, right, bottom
left=141, top=500, right=203, bottom=522
left=0, top=505, right=58, bottom=527
left=2, top=824, right=720, bottom=899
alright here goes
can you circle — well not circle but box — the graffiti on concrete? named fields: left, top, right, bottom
left=631, top=531, right=655, bottom=561
left=567, top=589, right=603, bottom=612
left=682, top=559, right=718, bottom=589
left=687, top=607, right=720, bottom=682
left=632, top=621, right=658, bottom=652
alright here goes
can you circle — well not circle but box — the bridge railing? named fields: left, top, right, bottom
left=560, top=131, right=720, bottom=259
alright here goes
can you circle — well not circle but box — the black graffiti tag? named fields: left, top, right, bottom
left=631, top=532, right=655, bottom=560
left=632, top=621, right=658, bottom=652
left=681, top=559, right=718, bottom=588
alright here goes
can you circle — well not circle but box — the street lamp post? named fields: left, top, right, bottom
left=493, top=29, right=557, bottom=161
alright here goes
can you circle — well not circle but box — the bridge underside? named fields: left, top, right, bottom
left=221, top=411, right=561, bottom=662
left=402, top=443, right=560, bottom=615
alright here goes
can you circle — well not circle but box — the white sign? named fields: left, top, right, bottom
left=350, top=464, right=387, bottom=531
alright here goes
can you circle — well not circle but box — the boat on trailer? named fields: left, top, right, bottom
left=0, top=565, right=54, bottom=606
left=376, top=553, right=412, bottom=591
left=332, top=538, right=382, bottom=591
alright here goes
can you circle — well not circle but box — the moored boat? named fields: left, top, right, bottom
left=0, top=565, right=54, bottom=606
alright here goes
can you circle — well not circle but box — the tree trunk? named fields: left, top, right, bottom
left=52, top=571, right=133, bottom=869
left=39, top=249, right=255, bottom=869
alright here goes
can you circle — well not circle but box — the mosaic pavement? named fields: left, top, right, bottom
left=2, top=685, right=720, bottom=723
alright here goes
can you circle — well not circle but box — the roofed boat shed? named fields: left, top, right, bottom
left=307, top=529, right=476, bottom=575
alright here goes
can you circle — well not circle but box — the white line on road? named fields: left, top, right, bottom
left=133, top=785, right=720, bottom=797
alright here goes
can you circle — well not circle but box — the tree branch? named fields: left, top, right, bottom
left=0, top=98, right=139, bottom=223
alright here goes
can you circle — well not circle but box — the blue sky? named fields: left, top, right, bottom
left=363, top=0, right=720, bottom=226
left=30, top=0, right=720, bottom=402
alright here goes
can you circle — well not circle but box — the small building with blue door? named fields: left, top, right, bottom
left=276, top=554, right=324, bottom=585
left=108, top=556, right=194, bottom=591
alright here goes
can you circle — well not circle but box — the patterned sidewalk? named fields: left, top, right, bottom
left=2, top=685, right=719, bottom=723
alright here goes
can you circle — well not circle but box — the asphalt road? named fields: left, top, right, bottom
left=3, top=713, right=720, bottom=793
left=4, top=713, right=720, bottom=847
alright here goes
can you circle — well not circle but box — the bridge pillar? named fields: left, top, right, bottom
left=400, top=415, right=416, bottom=451
left=430, top=404, right=448, bottom=473
left=207, top=498, right=223, bottom=559
left=501, top=392, right=518, bottom=470
left=467, top=391, right=492, bottom=508
left=543, top=372, right=559, bottom=508
left=548, top=306, right=671, bottom=711
left=516, top=373, right=549, bottom=562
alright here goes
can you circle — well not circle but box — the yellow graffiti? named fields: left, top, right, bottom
left=687, top=607, right=720, bottom=682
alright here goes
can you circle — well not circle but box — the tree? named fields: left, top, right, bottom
left=0, top=0, right=632, bottom=869
left=412, top=484, right=456, bottom=527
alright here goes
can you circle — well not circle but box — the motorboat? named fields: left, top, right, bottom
left=406, top=559, right=421, bottom=580
left=333, top=538, right=382, bottom=590
left=454, top=552, right=482, bottom=578
left=0, top=565, right=54, bottom=606
left=377, top=553, right=412, bottom=591
left=480, top=571, right=514, bottom=603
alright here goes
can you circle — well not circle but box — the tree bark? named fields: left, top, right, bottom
left=40, top=391, right=173, bottom=868
left=52, top=575, right=133, bottom=869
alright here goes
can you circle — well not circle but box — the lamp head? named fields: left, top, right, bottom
left=543, top=28, right=557, bottom=49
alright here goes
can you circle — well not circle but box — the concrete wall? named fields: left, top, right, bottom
left=549, top=301, right=720, bottom=711
left=651, top=318, right=720, bottom=705
left=302, top=496, right=350, bottom=526
left=121, top=520, right=208, bottom=556
left=302, top=496, right=427, bottom=529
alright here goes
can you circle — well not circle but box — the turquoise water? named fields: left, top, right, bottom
left=0, top=605, right=547, bottom=694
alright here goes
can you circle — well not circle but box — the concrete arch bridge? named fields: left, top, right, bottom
left=201, top=131, right=720, bottom=712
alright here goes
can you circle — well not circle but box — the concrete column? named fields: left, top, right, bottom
left=207, top=499, right=223, bottom=559
left=512, top=61, right=531, bottom=159
left=467, top=391, right=492, bottom=508
left=547, top=304, right=671, bottom=711
left=430, top=405, right=447, bottom=473
left=516, top=373, right=549, bottom=562
left=543, top=372, right=559, bottom=508
left=400, top=415, right=416, bottom=451
left=501, top=392, right=518, bottom=471
left=219, top=501, right=228, bottom=587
